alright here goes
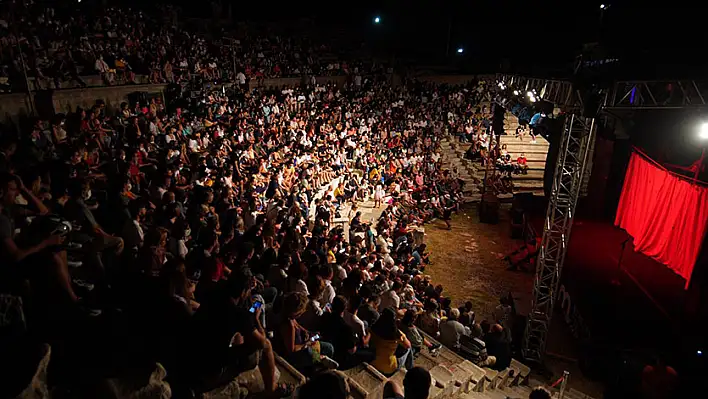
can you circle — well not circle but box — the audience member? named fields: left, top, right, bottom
left=382, top=366, right=432, bottom=399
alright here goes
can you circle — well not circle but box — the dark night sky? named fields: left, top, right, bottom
left=126, top=0, right=707, bottom=77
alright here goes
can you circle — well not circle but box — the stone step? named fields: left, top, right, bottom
left=501, top=143, right=549, bottom=150
left=509, top=358, right=531, bottom=386
left=463, top=389, right=516, bottom=399
left=520, top=160, right=547, bottom=168
left=514, top=180, right=545, bottom=189
left=275, top=355, right=306, bottom=387
left=457, top=360, right=487, bottom=390
left=500, top=135, right=549, bottom=146
left=500, top=144, right=550, bottom=154
left=346, top=363, right=387, bottom=399
left=500, top=149, right=550, bottom=158
left=564, top=387, right=596, bottom=399
left=509, top=170, right=545, bottom=179
left=463, top=193, right=482, bottom=203
left=450, top=147, right=548, bottom=162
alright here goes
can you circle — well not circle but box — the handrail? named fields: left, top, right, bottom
left=557, top=370, right=570, bottom=399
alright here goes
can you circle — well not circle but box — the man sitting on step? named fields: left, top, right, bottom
left=382, top=366, right=431, bottom=399
left=516, top=153, right=529, bottom=174
left=439, top=308, right=496, bottom=367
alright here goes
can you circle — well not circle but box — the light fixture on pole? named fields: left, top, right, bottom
left=527, top=90, right=537, bottom=103
left=374, top=16, right=381, bottom=24
left=694, top=122, right=708, bottom=180
left=699, top=122, right=708, bottom=140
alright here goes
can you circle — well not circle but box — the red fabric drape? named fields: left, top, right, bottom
left=615, top=151, right=708, bottom=289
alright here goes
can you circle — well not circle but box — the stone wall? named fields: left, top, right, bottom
left=412, top=74, right=496, bottom=85
left=0, top=93, right=33, bottom=127
left=248, top=75, right=349, bottom=89
left=52, top=84, right=168, bottom=116
left=0, top=73, right=495, bottom=127
left=28, top=74, right=151, bottom=91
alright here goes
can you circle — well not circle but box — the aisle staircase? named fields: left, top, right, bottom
left=501, top=111, right=550, bottom=196
left=498, top=134, right=548, bottom=196
left=439, top=137, right=482, bottom=204
left=337, top=331, right=595, bottom=399
left=441, top=123, right=551, bottom=199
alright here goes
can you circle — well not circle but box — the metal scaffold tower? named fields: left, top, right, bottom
left=522, top=114, right=597, bottom=364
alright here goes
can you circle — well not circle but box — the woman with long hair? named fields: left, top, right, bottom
left=138, top=227, right=169, bottom=277
left=276, top=292, right=336, bottom=373
left=286, top=261, right=309, bottom=296
left=370, top=307, right=413, bottom=375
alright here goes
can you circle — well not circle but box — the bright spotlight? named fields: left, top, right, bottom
left=513, top=90, right=519, bottom=96
left=457, top=48, right=464, bottom=54
left=700, top=123, right=708, bottom=140
left=600, top=4, right=605, bottom=9
left=374, top=16, right=381, bottom=24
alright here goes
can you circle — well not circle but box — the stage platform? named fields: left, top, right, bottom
left=532, top=215, right=690, bottom=352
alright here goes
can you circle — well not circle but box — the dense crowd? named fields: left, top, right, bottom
left=0, top=35, right=519, bottom=399
left=0, top=1, right=383, bottom=92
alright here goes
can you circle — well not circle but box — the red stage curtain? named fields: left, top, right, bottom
left=615, top=151, right=708, bottom=288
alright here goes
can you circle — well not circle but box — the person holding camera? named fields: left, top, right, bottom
left=0, top=173, right=77, bottom=305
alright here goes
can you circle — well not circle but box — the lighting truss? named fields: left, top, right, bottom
left=522, top=114, right=597, bottom=364
left=606, top=80, right=708, bottom=109
left=499, top=71, right=707, bottom=365
left=496, top=74, right=575, bottom=107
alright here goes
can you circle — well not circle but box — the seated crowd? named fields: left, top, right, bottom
left=0, top=1, right=383, bottom=92
left=0, top=71, right=521, bottom=398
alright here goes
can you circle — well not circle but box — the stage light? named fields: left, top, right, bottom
left=600, top=4, right=606, bottom=9
left=699, top=122, right=708, bottom=140
left=698, top=350, right=703, bottom=356
left=513, top=90, right=519, bottom=96
left=374, top=16, right=381, bottom=24
left=457, top=48, right=464, bottom=54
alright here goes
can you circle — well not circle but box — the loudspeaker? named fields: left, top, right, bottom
left=479, top=193, right=500, bottom=224
left=512, top=192, right=534, bottom=208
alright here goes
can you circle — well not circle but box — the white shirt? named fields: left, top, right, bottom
left=321, top=280, right=335, bottom=306
left=121, top=219, right=144, bottom=249
left=336, top=265, right=348, bottom=281
left=188, top=139, right=199, bottom=152
left=379, top=290, right=400, bottom=312
left=169, top=237, right=188, bottom=259
left=292, top=279, right=309, bottom=296
left=344, top=311, right=367, bottom=339
left=95, top=58, right=109, bottom=73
